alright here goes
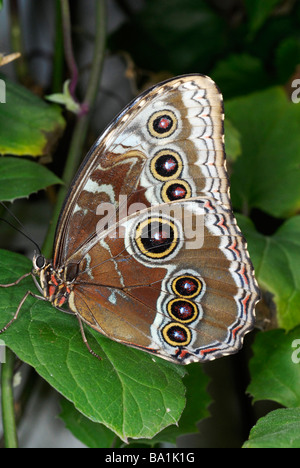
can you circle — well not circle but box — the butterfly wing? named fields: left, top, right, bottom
left=52, top=74, right=260, bottom=364
left=53, top=74, right=228, bottom=266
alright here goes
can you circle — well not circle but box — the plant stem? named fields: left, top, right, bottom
left=52, top=0, right=64, bottom=93
left=60, top=0, right=78, bottom=97
left=1, top=348, right=18, bottom=448
left=9, top=0, right=28, bottom=82
left=42, top=0, right=106, bottom=258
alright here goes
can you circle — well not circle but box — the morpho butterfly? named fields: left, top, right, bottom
left=0, top=74, right=260, bottom=364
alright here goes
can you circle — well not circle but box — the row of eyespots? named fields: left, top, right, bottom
left=147, top=110, right=192, bottom=203
left=162, top=275, right=203, bottom=347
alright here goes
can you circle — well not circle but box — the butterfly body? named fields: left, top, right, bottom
left=36, top=260, right=71, bottom=308
left=1, top=74, right=260, bottom=364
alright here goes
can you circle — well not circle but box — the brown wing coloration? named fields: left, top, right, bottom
left=52, top=74, right=260, bottom=363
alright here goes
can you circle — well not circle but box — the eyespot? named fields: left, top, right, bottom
left=172, top=275, right=202, bottom=298
left=161, top=179, right=192, bottom=202
left=135, top=216, right=179, bottom=259
left=147, top=110, right=177, bottom=139
left=162, top=322, right=191, bottom=347
left=167, top=298, right=199, bottom=323
left=150, top=149, right=182, bottom=181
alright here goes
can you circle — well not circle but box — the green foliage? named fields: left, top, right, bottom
left=276, top=37, right=300, bottom=82
left=224, top=119, right=242, bottom=162
left=59, top=398, right=116, bottom=448
left=0, top=251, right=184, bottom=441
left=211, top=54, right=270, bottom=99
left=58, top=363, right=210, bottom=448
left=0, top=157, right=62, bottom=202
left=0, top=75, right=65, bottom=157
left=1, top=0, right=300, bottom=449
left=237, top=216, right=300, bottom=331
left=110, top=0, right=226, bottom=75
left=248, top=327, right=300, bottom=407
left=227, top=87, right=300, bottom=218
left=0, top=250, right=211, bottom=443
left=243, top=408, right=300, bottom=448
left=244, top=0, right=283, bottom=36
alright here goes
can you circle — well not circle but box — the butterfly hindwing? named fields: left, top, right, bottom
left=67, top=199, right=258, bottom=363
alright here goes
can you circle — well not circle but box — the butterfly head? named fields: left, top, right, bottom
left=32, top=253, right=47, bottom=273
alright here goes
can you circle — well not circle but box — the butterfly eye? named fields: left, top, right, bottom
left=34, top=255, right=46, bottom=270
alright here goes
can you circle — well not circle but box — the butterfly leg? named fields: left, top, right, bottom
left=76, top=314, right=102, bottom=361
left=0, top=271, right=33, bottom=288
left=0, top=290, right=46, bottom=334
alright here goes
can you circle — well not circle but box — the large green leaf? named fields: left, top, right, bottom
left=0, top=75, right=65, bottom=157
left=237, top=215, right=300, bottom=331
left=139, top=363, right=211, bottom=446
left=0, top=157, right=62, bottom=201
left=0, top=249, right=187, bottom=442
left=243, top=408, right=300, bottom=448
left=247, top=327, right=300, bottom=408
left=59, top=398, right=116, bottom=448
left=59, top=364, right=211, bottom=447
left=224, top=119, right=242, bottom=162
left=227, top=88, right=300, bottom=218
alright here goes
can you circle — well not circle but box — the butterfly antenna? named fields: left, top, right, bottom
left=0, top=202, right=41, bottom=254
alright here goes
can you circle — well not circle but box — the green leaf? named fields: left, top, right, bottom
left=0, top=75, right=65, bottom=157
left=59, top=398, right=116, bottom=448
left=212, top=54, right=269, bottom=99
left=243, top=408, right=300, bottom=448
left=46, top=80, right=80, bottom=114
left=59, top=364, right=211, bottom=448
left=0, top=250, right=186, bottom=442
left=276, top=37, right=300, bottom=82
left=226, top=87, right=300, bottom=218
left=247, top=327, right=300, bottom=407
left=244, top=0, right=282, bottom=35
left=0, top=157, right=62, bottom=202
left=224, top=119, right=242, bottom=162
left=237, top=215, right=300, bottom=331
left=151, top=363, right=210, bottom=445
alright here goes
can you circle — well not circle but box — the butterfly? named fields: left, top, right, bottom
left=0, top=74, right=260, bottom=364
